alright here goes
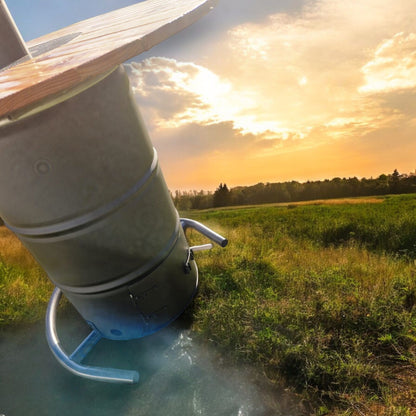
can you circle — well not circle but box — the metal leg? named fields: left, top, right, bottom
left=45, top=287, right=139, bottom=384
left=69, top=330, right=102, bottom=364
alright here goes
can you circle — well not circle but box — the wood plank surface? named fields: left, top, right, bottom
left=0, top=0, right=216, bottom=119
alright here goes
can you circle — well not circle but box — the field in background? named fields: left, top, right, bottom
left=185, top=194, right=416, bottom=415
left=202, top=196, right=386, bottom=211
left=1, top=194, right=416, bottom=414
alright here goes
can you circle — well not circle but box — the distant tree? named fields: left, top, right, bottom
left=213, top=183, right=231, bottom=207
left=191, top=190, right=213, bottom=210
left=374, top=174, right=389, bottom=194
left=390, top=169, right=401, bottom=193
left=172, top=168, right=416, bottom=210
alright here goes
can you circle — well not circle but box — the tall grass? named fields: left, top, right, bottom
left=185, top=195, right=416, bottom=414
left=0, top=227, right=52, bottom=325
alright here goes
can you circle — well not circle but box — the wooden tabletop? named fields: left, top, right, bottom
left=0, top=0, right=216, bottom=119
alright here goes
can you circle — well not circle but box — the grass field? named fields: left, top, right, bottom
left=0, top=227, right=52, bottom=325
left=185, top=194, right=416, bottom=415
left=1, top=194, right=416, bottom=414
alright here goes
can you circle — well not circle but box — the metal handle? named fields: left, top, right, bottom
left=180, top=218, right=228, bottom=247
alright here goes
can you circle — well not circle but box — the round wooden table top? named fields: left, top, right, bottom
left=0, top=0, right=216, bottom=119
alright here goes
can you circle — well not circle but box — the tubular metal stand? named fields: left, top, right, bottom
left=46, top=287, right=140, bottom=384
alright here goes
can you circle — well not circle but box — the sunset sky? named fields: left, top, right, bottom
left=8, top=0, right=416, bottom=191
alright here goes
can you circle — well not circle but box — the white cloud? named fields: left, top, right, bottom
left=221, top=0, right=416, bottom=139
left=127, top=0, right=416, bottom=151
left=124, top=0, right=416, bottom=189
left=126, top=58, right=289, bottom=137
left=359, top=32, right=416, bottom=94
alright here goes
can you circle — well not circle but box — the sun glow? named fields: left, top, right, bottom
left=165, top=62, right=287, bottom=136
left=129, top=58, right=290, bottom=137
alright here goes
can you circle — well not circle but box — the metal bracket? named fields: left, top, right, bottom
left=181, top=218, right=227, bottom=274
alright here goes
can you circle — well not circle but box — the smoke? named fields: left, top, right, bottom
left=0, top=308, right=296, bottom=415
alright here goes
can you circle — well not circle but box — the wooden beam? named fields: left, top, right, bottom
left=0, top=0, right=216, bottom=119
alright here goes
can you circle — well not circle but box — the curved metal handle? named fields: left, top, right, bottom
left=180, top=218, right=228, bottom=247
left=46, top=287, right=139, bottom=384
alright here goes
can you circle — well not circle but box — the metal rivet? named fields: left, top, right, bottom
left=34, top=159, right=51, bottom=175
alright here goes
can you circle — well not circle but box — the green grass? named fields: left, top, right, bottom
left=1, top=194, right=416, bottom=414
left=0, top=261, right=52, bottom=325
left=184, top=194, right=416, bottom=414
left=0, top=227, right=52, bottom=326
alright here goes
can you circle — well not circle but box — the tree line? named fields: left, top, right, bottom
left=172, top=169, right=416, bottom=210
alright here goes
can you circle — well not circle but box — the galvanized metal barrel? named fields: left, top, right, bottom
left=0, top=66, right=198, bottom=340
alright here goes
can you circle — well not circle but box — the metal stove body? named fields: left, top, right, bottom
left=0, top=0, right=225, bottom=383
